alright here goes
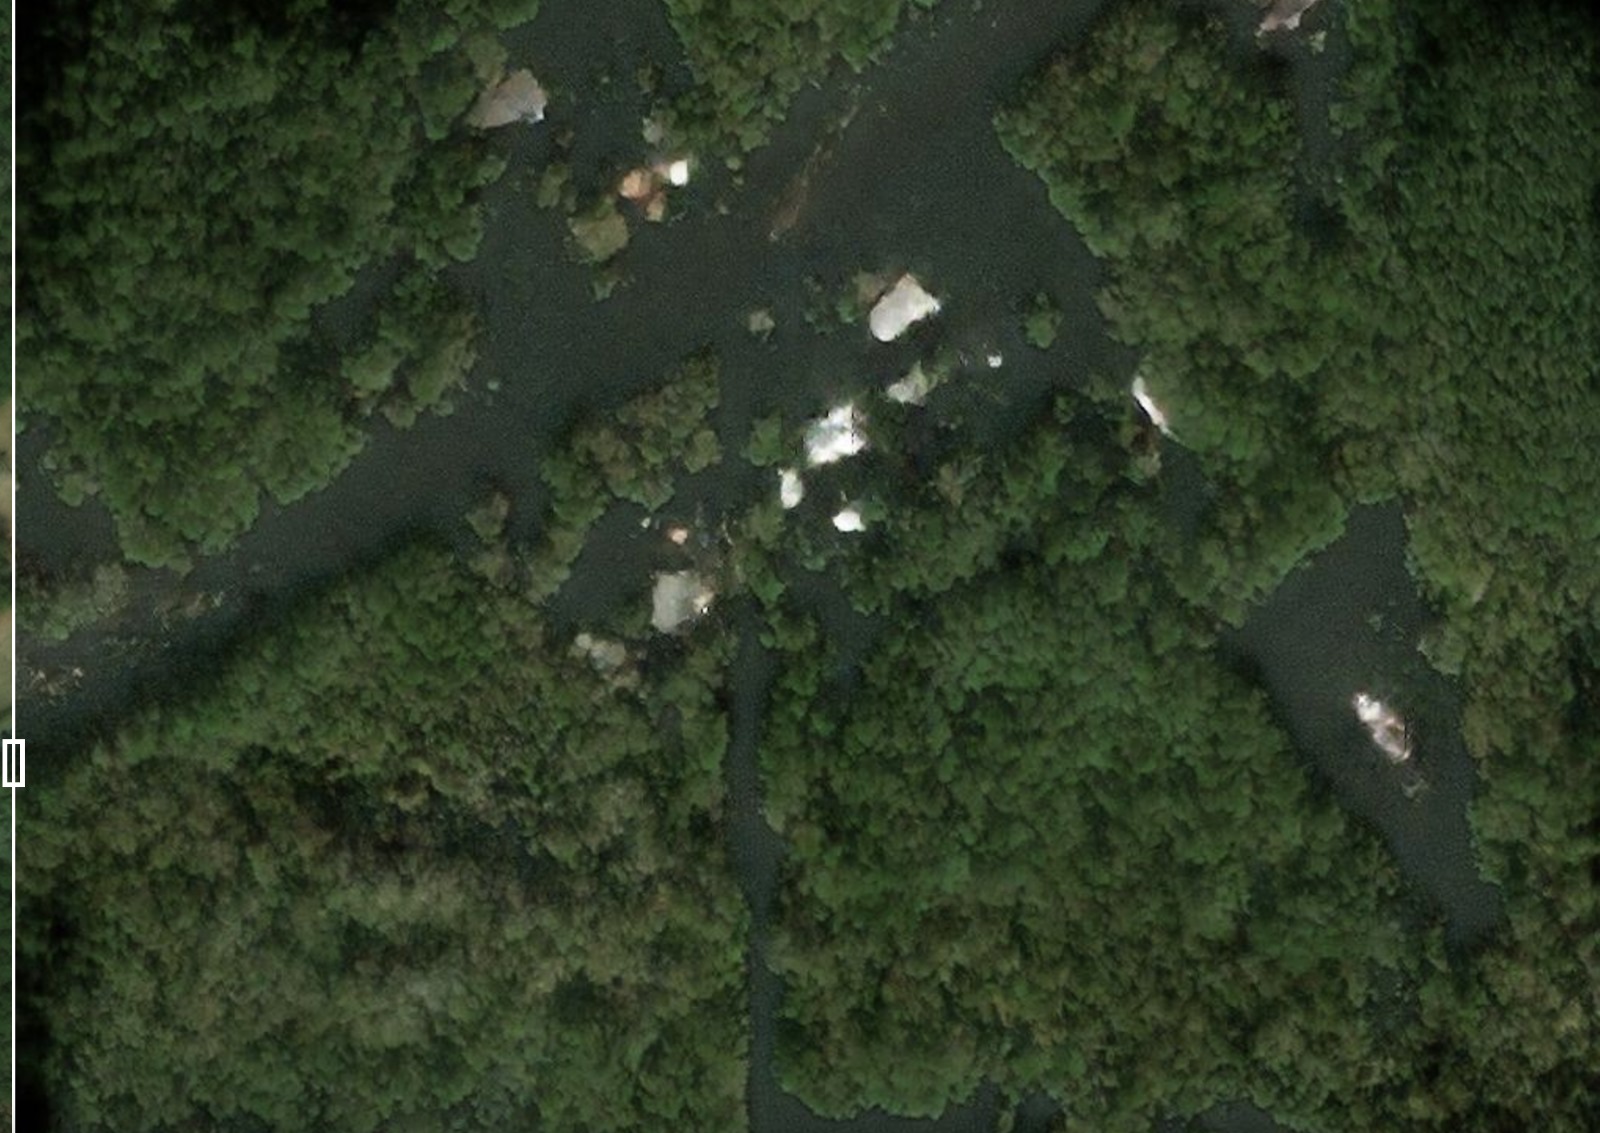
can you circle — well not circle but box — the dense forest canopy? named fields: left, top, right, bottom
left=17, top=0, right=1600, bottom=1130
left=19, top=0, right=541, bottom=568
left=22, top=360, right=747, bottom=1131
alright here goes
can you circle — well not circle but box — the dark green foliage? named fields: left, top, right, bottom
left=660, top=0, right=934, bottom=151
left=757, top=404, right=1422, bottom=1130
left=20, top=0, right=536, bottom=568
left=994, top=0, right=1600, bottom=1124
left=22, top=360, right=748, bottom=1132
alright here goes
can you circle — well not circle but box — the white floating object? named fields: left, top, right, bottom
left=651, top=571, right=715, bottom=633
left=467, top=69, right=549, bottom=129
left=804, top=403, right=867, bottom=466
left=1352, top=691, right=1413, bottom=764
left=986, top=352, right=1004, bottom=369
left=1131, top=375, right=1174, bottom=438
left=869, top=274, right=942, bottom=342
left=779, top=468, right=805, bottom=509
left=885, top=361, right=941, bottom=406
left=832, top=505, right=866, bottom=533
left=1259, top=0, right=1323, bottom=34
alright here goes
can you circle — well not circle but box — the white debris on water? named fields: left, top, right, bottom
left=869, top=274, right=942, bottom=342
left=1132, top=375, right=1174, bottom=437
left=1259, top=0, right=1324, bottom=34
left=779, top=468, right=805, bottom=509
left=885, top=362, right=939, bottom=406
left=466, top=69, right=549, bottom=129
left=832, top=504, right=866, bottom=533
left=1352, top=692, right=1413, bottom=764
left=804, top=403, right=867, bottom=466
left=651, top=571, right=715, bottom=633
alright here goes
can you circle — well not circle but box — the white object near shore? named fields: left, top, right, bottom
left=466, top=69, right=549, bottom=128
left=869, top=274, right=942, bottom=342
left=779, top=468, right=805, bottom=509
left=1259, top=0, right=1323, bottom=33
left=886, top=362, right=939, bottom=406
left=832, top=504, right=866, bottom=533
left=1352, top=692, right=1413, bottom=764
left=651, top=571, right=715, bottom=633
left=804, top=403, right=867, bottom=466
left=1131, top=375, right=1174, bottom=437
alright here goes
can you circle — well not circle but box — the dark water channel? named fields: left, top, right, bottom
left=1221, top=503, right=1503, bottom=948
left=16, top=1, right=1496, bottom=1130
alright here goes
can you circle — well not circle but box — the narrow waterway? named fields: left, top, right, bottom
left=1221, top=503, right=1503, bottom=947
left=18, top=0, right=1501, bottom=1129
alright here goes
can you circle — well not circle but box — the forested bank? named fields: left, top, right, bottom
left=21, top=361, right=748, bottom=1130
left=17, top=0, right=1600, bottom=1129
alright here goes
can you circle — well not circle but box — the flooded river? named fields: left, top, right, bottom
left=17, top=0, right=1499, bottom=1129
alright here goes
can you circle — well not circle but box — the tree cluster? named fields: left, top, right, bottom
left=20, top=0, right=538, bottom=568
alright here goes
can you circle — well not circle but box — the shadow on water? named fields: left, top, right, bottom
left=1219, top=504, right=1503, bottom=948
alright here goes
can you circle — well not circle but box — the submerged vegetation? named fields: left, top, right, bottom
left=18, top=0, right=1600, bottom=1129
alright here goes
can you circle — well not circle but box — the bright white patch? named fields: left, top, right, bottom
left=832, top=505, right=866, bottom=533
left=779, top=468, right=805, bottom=509
left=651, top=571, right=715, bottom=633
left=986, top=352, right=1004, bottom=369
left=666, top=158, right=691, bottom=186
left=666, top=526, right=690, bottom=546
left=804, top=403, right=867, bottom=466
left=1352, top=692, right=1412, bottom=763
left=885, top=362, right=937, bottom=406
left=869, top=274, right=942, bottom=342
left=1131, top=375, right=1173, bottom=437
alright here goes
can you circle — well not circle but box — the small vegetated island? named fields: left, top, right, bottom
left=16, top=0, right=1599, bottom=1131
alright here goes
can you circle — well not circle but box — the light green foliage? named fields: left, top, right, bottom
left=1022, top=291, right=1061, bottom=349
left=19, top=563, right=132, bottom=642
left=21, top=0, right=537, bottom=568
left=569, top=196, right=633, bottom=264
left=23, top=361, right=747, bottom=1133
left=660, top=0, right=934, bottom=151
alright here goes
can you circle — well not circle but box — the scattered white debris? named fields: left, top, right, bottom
left=832, top=504, right=866, bottom=533
left=1259, top=0, right=1323, bottom=34
left=1131, top=375, right=1174, bottom=437
left=466, top=69, right=549, bottom=129
left=1352, top=692, right=1413, bottom=764
left=651, top=571, right=716, bottom=634
left=804, top=403, right=867, bottom=466
left=986, top=351, right=1004, bottom=369
left=779, top=468, right=805, bottom=509
left=869, top=274, right=942, bottom=342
